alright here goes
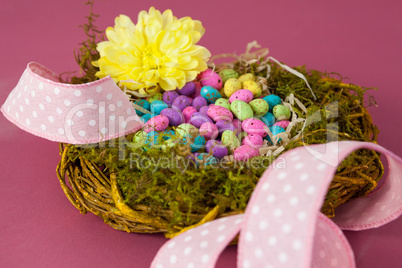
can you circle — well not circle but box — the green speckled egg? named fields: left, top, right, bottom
left=176, top=123, right=198, bottom=138
left=219, top=69, right=239, bottom=84
left=238, top=73, right=255, bottom=83
left=221, top=130, right=240, bottom=149
left=147, top=92, right=163, bottom=103
left=131, top=130, right=147, bottom=147
left=273, top=104, right=291, bottom=120
left=249, top=99, right=269, bottom=116
left=215, top=98, right=231, bottom=110
left=242, top=80, right=262, bottom=98
left=230, top=100, right=254, bottom=121
left=224, top=78, right=242, bottom=97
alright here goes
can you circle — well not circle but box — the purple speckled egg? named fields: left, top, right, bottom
left=242, top=118, right=268, bottom=137
left=212, top=144, right=228, bottom=159
left=274, top=120, right=290, bottom=129
left=242, top=134, right=264, bottom=148
left=182, top=106, right=197, bottom=123
left=199, top=105, right=210, bottom=114
left=160, top=108, right=183, bottom=126
left=177, top=82, right=196, bottom=96
left=207, top=105, right=233, bottom=122
left=233, top=145, right=260, bottom=161
left=215, top=120, right=236, bottom=134
left=162, top=91, right=179, bottom=105
left=199, top=122, right=219, bottom=140
left=143, top=115, right=169, bottom=133
left=232, top=119, right=243, bottom=134
left=200, top=69, right=223, bottom=90
left=192, top=96, right=208, bottom=111
left=190, top=112, right=213, bottom=128
left=229, top=89, right=254, bottom=103
left=206, top=140, right=220, bottom=153
left=172, top=95, right=191, bottom=111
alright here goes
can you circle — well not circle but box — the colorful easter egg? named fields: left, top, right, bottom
left=215, top=120, right=236, bottom=134
left=242, top=80, right=262, bottom=97
left=265, top=125, right=286, bottom=144
left=206, top=140, right=221, bottom=153
left=200, top=69, right=223, bottom=90
left=214, top=98, right=231, bottom=110
left=273, top=104, right=291, bottom=120
left=219, top=69, right=239, bottom=84
left=140, top=113, right=152, bottom=124
left=162, top=91, right=179, bottom=105
left=274, top=120, right=290, bottom=129
left=192, top=81, right=203, bottom=98
left=260, top=112, right=275, bottom=127
left=146, top=92, right=163, bottom=103
left=230, top=100, right=254, bottom=121
left=143, top=115, right=169, bottom=133
left=233, top=145, right=260, bottom=161
left=249, top=99, right=269, bottom=116
left=207, top=105, right=233, bottom=122
left=150, top=100, right=168, bottom=115
left=221, top=130, right=240, bottom=149
left=190, top=112, right=213, bottom=128
left=263, top=95, right=282, bottom=112
left=192, top=96, right=208, bottom=111
left=133, top=99, right=150, bottom=116
left=131, top=130, right=147, bottom=147
left=228, top=89, right=254, bottom=103
left=177, top=82, right=196, bottom=96
left=232, top=119, right=242, bottom=134
left=238, top=73, right=256, bottom=83
left=242, top=134, right=264, bottom=149
left=200, top=86, right=222, bottom=103
left=197, top=153, right=218, bottom=166
left=190, top=135, right=206, bottom=152
left=223, top=78, right=242, bottom=97
left=160, top=130, right=176, bottom=140
left=182, top=106, right=197, bottom=123
left=160, top=108, right=183, bottom=126
left=172, top=95, right=191, bottom=111
left=199, top=122, right=219, bottom=140
left=211, top=143, right=228, bottom=159
left=176, top=123, right=198, bottom=138
left=199, top=105, right=210, bottom=114
left=145, top=131, right=160, bottom=148
left=242, top=118, right=268, bottom=137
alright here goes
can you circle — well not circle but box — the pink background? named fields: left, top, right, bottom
left=1, top=0, right=401, bottom=267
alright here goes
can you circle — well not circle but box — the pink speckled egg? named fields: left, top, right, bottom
left=200, top=69, right=223, bottom=90
left=143, top=115, right=169, bottom=133
left=233, top=145, right=260, bottom=161
left=242, top=134, right=264, bottom=148
left=274, top=120, right=290, bottom=129
left=199, top=122, right=219, bottom=140
left=228, top=89, right=253, bottom=103
left=182, top=106, right=197, bottom=123
left=207, top=105, right=233, bottom=122
left=242, top=118, right=268, bottom=137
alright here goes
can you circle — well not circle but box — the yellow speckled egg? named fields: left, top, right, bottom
left=238, top=73, right=255, bottom=83
left=242, top=80, right=262, bottom=98
left=224, top=78, right=242, bottom=97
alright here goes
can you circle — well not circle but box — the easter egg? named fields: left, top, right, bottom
left=228, top=89, right=254, bottom=103
left=190, top=112, right=213, bottom=128
left=200, top=69, right=223, bottom=90
left=133, top=99, right=151, bottom=116
left=150, top=100, right=168, bottom=115
left=242, top=80, right=262, bottom=98
left=249, top=99, right=269, bottom=116
left=145, top=131, right=160, bottom=148
left=260, top=112, right=275, bottom=127
left=190, top=135, right=206, bottom=152
left=214, top=98, right=231, bottom=110
left=221, top=130, right=240, bottom=149
left=176, top=123, right=198, bottom=138
left=200, top=86, right=222, bottom=103
left=233, top=145, right=260, bottom=161
left=199, top=122, right=219, bottom=140
left=131, top=130, right=147, bottom=147
left=219, top=69, right=239, bottom=84
left=197, top=153, right=218, bottom=166
left=206, top=140, right=221, bottom=153
left=237, top=131, right=248, bottom=143
left=160, top=108, right=183, bottom=126
left=238, top=73, right=256, bottom=83
left=160, top=130, right=176, bottom=140
left=215, top=120, right=236, bottom=135
left=182, top=106, right=197, bottom=123
left=177, top=82, right=196, bottom=96
left=211, top=144, right=228, bottom=159
left=192, top=96, right=208, bottom=111
left=224, top=78, right=242, bottom=97
left=232, top=119, right=243, bottom=134
left=273, top=104, right=291, bottom=120
left=143, top=115, right=169, bottom=133
left=192, top=81, right=203, bottom=98
left=263, top=95, right=282, bottom=112
left=230, top=100, right=254, bottom=121
left=162, top=91, right=179, bottom=105
left=274, top=120, right=290, bottom=129
left=207, top=105, right=233, bottom=122
left=146, top=92, right=163, bottom=103
left=242, top=118, right=268, bottom=137
left=140, top=114, right=152, bottom=124
left=199, top=105, right=210, bottom=114
left=172, top=95, right=191, bottom=111
left=266, top=125, right=286, bottom=144
left=242, top=134, right=264, bottom=149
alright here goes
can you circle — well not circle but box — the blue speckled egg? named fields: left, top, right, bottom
left=190, top=135, right=206, bottom=152
left=260, top=112, right=276, bottom=127
left=262, top=95, right=282, bottom=112
left=134, top=99, right=150, bottom=116
left=265, top=125, right=286, bottom=144
left=144, top=131, right=160, bottom=149
left=150, top=100, right=168, bottom=115
left=200, top=86, right=222, bottom=103
left=141, top=113, right=152, bottom=124
left=161, top=130, right=176, bottom=140
left=197, top=153, right=218, bottom=166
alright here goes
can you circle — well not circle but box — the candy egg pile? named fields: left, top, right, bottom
left=133, top=68, right=293, bottom=165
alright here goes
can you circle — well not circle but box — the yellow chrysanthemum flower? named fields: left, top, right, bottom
left=93, top=7, right=211, bottom=94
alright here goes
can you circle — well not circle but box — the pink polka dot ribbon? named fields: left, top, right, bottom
left=151, top=141, right=402, bottom=268
left=1, top=62, right=143, bottom=144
